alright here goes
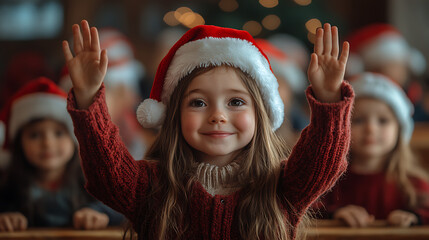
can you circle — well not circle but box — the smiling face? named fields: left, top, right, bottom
left=21, top=119, right=75, bottom=174
left=180, top=66, right=256, bottom=166
left=351, top=98, right=399, bottom=162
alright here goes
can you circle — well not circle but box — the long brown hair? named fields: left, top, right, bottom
left=140, top=65, right=307, bottom=239
left=385, top=133, right=429, bottom=208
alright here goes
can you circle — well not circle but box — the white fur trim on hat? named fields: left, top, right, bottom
left=8, top=93, right=74, bottom=141
left=408, top=48, right=427, bottom=76
left=162, top=37, right=284, bottom=130
left=136, top=98, right=166, bottom=128
left=350, top=73, right=414, bottom=142
left=105, top=60, right=144, bottom=90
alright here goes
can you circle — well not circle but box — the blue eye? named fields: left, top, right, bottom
left=190, top=99, right=206, bottom=107
left=229, top=98, right=245, bottom=107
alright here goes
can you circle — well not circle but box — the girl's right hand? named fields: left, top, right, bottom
left=62, top=20, right=108, bottom=109
left=0, top=212, right=28, bottom=232
left=333, top=205, right=375, bottom=227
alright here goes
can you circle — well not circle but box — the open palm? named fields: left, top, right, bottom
left=62, top=20, right=107, bottom=109
left=307, top=23, right=349, bottom=103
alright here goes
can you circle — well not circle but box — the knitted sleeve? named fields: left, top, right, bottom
left=67, top=84, right=157, bottom=223
left=280, top=81, right=354, bottom=224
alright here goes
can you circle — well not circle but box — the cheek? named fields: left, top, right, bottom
left=233, top=111, right=255, bottom=134
left=181, top=112, right=202, bottom=137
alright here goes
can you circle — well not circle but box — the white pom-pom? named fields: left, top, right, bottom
left=136, top=99, right=166, bottom=128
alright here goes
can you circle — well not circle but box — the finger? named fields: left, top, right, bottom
left=3, top=218, right=14, bottom=232
left=307, top=53, right=318, bottom=75
left=73, top=213, right=83, bottom=229
left=84, top=214, right=93, bottom=230
left=99, top=49, right=108, bottom=73
left=90, top=27, right=100, bottom=52
left=62, top=41, right=74, bottom=62
left=314, top=27, right=323, bottom=55
left=341, top=212, right=358, bottom=227
left=72, top=24, right=83, bottom=54
left=81, top=20, right=91, bottom=50
left=331, top=26, right=339, bottom=58
left=339, top=41, right=350, bottom=65
left=350, top=208, right=369, bottom=227
left=17, top=215, right=27, bottom=231
left=323, top=23, right=332, bottom=55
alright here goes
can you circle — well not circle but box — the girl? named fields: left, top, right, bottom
left=0, top=77, right=124, bottom=231
left=314, top=72, right=429, bottom=227
left=62, top=20, right=353, bottom=239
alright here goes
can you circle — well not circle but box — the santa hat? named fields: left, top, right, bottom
left=254, top=39, right=307, bottom=94
left=349, top=72, right=414, bottom=142
left=346, top=23, right=426, bottom=76
left=0, top=77, right=74, bottom=150
left=136, top=25, right=284, bottom=130
left=59, top=28, right=144, bottom=91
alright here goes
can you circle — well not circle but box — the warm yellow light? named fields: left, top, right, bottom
left=305, top=18, right=321, bottom=34
left=262, top=15, right=281, bottom=30
left=219, top=0, right=239, bottom=12
left=180, top=13, right=205, bottom=28
left=259, top=0, right=278, bottom=8
left=294, top=0, right=312, bottom=6
left=174, top=7, right=192, bottom=20
left=307, top=32, right=316, bottom=44
left=243, top=21, right=262, bottom=36
left=163, top=11, right=180, bottom=26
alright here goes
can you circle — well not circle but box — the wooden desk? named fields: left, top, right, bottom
left=1, top=222, right=429, bottom=240
left=307, top=220, right=429, bottom=240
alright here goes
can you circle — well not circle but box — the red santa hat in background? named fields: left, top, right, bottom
left=59, top=28, right=144, bottom=92
left=346, top=23, right=426, bottom=77
left=0, top=77, right=74, bottom=151
left=268, top=33, right=310, bottom=72
left=137, top=25, right=284, bottom=130
left=254, top=39, right=307, bottom=94
left=349, top=72, right=414, bottom=142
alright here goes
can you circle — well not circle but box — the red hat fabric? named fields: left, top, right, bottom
left=254, top=39, right=307, bottom=94
left=0, top=77, right=73, bottom=150
left=346, top=23, right=426, bottom=76
left=136, top=25, right=284, bottom=130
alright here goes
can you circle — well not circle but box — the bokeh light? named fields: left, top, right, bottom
left=262, top=14, right=281, bottom=30
left=259, top=0, right=279, bottom=8
left=174, top=7, right=192, bottom=20
left=243, top=21, right=262, bottom=36
left=294, top=0, right=312, bottom=6
left=219, top=0, right=239, bottom=12
left=307, top=32, right=316, bottom=44
left=305, top=18, right=321, bottom=34
left=163, top=11, right=180, bottom=26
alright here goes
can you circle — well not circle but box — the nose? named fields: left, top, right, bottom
left=41, top=133, right=55, bottom=148
left=209, top=109, right=227, bottom=124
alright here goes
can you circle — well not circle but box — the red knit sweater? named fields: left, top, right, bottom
left=67, top=82, right=354, bottom=239
left=313, top=170, right=429, bottom=224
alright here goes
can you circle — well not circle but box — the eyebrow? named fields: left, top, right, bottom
left=184, top=88, right=250, bottom=97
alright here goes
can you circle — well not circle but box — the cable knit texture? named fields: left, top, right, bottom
left=67, top=82, right=354, bottom=240
left=195, top=161, right=242, bottom=196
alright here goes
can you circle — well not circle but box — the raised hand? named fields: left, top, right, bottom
left=62, top=20, right=108, bottom=109
left=307, top=23, right=349, bottom=103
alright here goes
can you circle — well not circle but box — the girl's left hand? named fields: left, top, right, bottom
left=73, top=208, right=109, bottom=230
left=308, top=23, right=349, bottom=103
left=387, top=210, right=418, bottom=227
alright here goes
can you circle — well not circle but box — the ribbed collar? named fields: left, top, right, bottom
left=194, top=161, right=243, bottom=196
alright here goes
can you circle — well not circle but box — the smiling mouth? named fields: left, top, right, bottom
left=202, top=132, right=233, bottom=138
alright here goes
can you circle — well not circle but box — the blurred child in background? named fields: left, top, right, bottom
left=313, top=73, right=429, bottom=227
left=254, top=39, right=308, bottom=146
left=0, top=77, right=123, bottom=231
left=346, top=23, right=428, bottom=121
